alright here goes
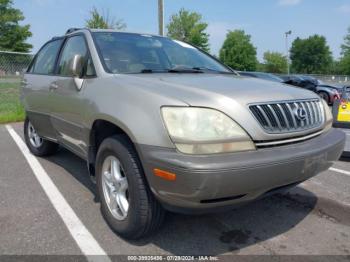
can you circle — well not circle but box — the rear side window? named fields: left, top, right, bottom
left=57, top=35, right=95, bottom=77
left=31, top=39, right=63, bottom=74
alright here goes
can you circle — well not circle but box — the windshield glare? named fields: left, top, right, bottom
left=92, top=32, right=231, bottom=74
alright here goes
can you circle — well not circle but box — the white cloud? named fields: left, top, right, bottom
left=337, top=4, right=350, bottom=13
left=278, top=0, right=302, bottom=6
left=207, top=22, right=251, bottom=55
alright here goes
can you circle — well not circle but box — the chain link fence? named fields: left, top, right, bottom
left=0, top=51, right=33, bottom=78
left=308, top=74, right=350, bottom=86
left=0, top=51, right=33, bottom=123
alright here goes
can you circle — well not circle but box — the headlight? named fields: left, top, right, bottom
left=161, top=107, right=255, bottom=154
left=321, top=99, right=333, bottom=132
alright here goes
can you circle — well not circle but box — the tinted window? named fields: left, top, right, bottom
left=58, top=35, right=94, bottom=76
left=31, top=39, right=63, bottom=74
left=93, top=32, right=230, bottom=74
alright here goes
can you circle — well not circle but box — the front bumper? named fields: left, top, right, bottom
left=137, top=128, right=345, bottom=214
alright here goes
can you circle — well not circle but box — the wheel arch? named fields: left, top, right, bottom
left=317, top=90, right=330, bottom=102
left=87, top=117, right=141, bottom=178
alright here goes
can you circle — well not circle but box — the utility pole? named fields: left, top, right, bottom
left=285, top=30, right=292, bottom=75
left=158, top=0, right=164, bottom=36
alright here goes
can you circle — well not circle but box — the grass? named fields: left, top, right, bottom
left=0, top=82, right=25, bottom=124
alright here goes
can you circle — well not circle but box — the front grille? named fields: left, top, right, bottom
left=249, top=99, right=324, bottom=133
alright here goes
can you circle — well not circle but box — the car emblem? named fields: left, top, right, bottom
left=294, top=107, right=307, bottom=121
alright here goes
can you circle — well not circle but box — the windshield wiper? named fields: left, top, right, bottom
left=139, top=67, right=233, bottom=74
left=140, top=68, right=203, bottom=74
left=168, top=67, right=204, bottom=73
left=140, top=69, right=155, bottom=73
left=139, top=69, right=171, bottom=73
left=192, top=67, right=235, bottom=74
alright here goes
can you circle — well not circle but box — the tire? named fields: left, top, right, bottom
left=96, top=135, right=165, bottom=239
left=24, top=117, right=59, bottom=157
left=319, top=91, right=330, bottom=104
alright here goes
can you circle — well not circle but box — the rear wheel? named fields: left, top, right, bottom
left=319, top=91, right=330, bottom=104
left=96, top=135, right=165, bottom=239
left=24, top=117, right=59, bottom=156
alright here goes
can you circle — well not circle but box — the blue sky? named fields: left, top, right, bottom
left=14, top=0, right=350, bottom=61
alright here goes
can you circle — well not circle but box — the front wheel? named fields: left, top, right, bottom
left=96, top=135, right=165, bottom=239
left=24, top=117, right=59, bottom=156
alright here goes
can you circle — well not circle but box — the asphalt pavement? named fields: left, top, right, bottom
left=0, top=122, right=349, bottom=259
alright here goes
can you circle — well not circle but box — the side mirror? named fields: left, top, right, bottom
left=70, top=54, right=84, bottom=78
left=70, top=54, right=85, bottom=90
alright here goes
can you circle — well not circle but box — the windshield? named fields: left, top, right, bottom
left=92, top=32, right=231, bottom=74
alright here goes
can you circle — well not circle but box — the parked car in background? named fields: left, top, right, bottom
left=280, top=75, right=317, bottom=91
left=332, top=86, right=350, bottom=128
left=239, top=71, right=285, bottom=83
left=316, top=83, right=341, bottom=104
left=280, top=75, right=340, bottom=105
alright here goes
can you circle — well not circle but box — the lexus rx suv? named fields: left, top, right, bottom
left=21, top=28, right=345, bottom=239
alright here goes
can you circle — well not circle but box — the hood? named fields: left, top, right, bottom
left=118, top=73, right=318, bottom=106
left=114, top=73, right=323, bottom=141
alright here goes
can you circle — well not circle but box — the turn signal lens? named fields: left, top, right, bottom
left=153, top=168, right=176, bottom=181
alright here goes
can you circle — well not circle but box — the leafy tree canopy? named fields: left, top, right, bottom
left=262, top=51, right=287, bottom=73
left=0, top=0, right=32, bottom=52
left=85, top=7, right=126, bottom=30
left=337, top=26, right=350, bottom=75
left=219, top=30, right=257, bottom=71
left=339, top=55, right=350, bottom=75
left=166, top=8, right=210, bottom=52
left=290, top=35, right=333, bottom=74
left=341, top=26, right=350, bottom=56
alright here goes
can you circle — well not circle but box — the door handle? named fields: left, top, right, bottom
left=49, top=83, right=58, bottom=90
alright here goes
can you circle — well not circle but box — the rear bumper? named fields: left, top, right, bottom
left=137, top=128, right=345, bottom=214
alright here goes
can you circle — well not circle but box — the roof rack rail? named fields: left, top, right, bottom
left=65, top=28, right=83, bottom=35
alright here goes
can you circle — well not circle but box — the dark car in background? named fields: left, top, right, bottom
left=280, top=75, right=340, bottom=105
left=239, top=71, right=285, bottom=83
left=316, top=83, right=342, bottom=104
left=280, top=75, right=317, bottom=90
left=240, top=72, right=340, bottom=105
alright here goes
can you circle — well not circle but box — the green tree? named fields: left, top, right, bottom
left=166, top=8, right=210, bottom=52
left=339, top=55, right=350, bottom=75
left=256, top=62, right=266, bottom=72
left=85, top=7, right=126, bottom=30
left=341, top=26, right=350, bottom=56
left=338, top=26, right=350, bottom=75
left=0, top=0, right=32, bottom=52
left=329, top=60, right=342, bottom=75
left=290, top=35, right=333, bottom=74
left=219, top=30, right=257, bottom=71
left=262, top=51, right=287, bottom=73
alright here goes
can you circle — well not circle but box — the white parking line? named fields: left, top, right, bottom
left=6, top=125, right=111, bottom=262
left=329, top=167, right=350, bottom=177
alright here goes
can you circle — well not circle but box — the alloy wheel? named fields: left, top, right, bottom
left=101, top=156, right=129, bottom=220
left=28, top=122, right=43, bottom=148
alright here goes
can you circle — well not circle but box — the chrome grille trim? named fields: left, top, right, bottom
left=255, top=130, right=323, bottom=147
left=249, top=99, right=324, bottom=134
